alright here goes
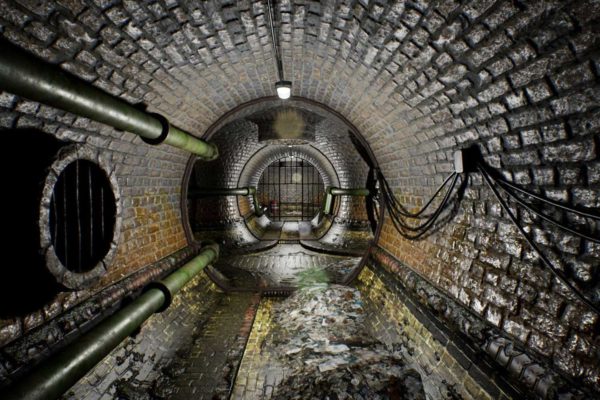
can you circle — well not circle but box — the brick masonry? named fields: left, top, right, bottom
left=363, top=247, right=593, bottom=399
left=356, top=265, right=502, bottom=400
left=189, top=99, right=370, bottom=237
left=0, top=0, right=598, bottom=396
left=0, top=245, right=200, bottom=386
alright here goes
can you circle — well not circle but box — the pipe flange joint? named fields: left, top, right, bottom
left=145, top=281, right=173, bottom=313
left=142, top=113, right=170, bottom=145
left=202, top=241, right=220, bottom=260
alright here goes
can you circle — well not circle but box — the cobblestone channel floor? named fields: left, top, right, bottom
left=165, top=292, right=260, bottom=399
left=231, top=298, right=287, bottom=400
left=61, top=272, right=259, bottom=400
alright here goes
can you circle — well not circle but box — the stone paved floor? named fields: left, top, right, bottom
left=167, top=292, right=259, bottom=400
left=231, top=297, right=288, bottom=400
left=214, top=244, right=362, bottom=288
left=61, top=272, right=222, bottom=400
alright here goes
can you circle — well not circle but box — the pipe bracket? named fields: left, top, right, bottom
left=144, top=281, right=172, bottom=313
left=141, top=113, right=170, bottom=145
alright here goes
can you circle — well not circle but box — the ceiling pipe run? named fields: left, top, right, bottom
left=0, top=244, right=219, bottom=400
left=0, top=40, right=218, bottom=160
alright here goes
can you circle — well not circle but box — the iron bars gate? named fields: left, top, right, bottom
left=257, top=156, right=324, bottom=221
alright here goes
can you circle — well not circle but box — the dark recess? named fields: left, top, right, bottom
left=49, top=159, right=116, bottom=273
left=1, top=129, right=66, bottom=317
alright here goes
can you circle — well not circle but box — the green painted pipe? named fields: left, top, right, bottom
left=248, top=187, right=264, bottom=217
left=0, top=40, right=218, bottom=160
left=322, top=187, right=370, bottom=215
left=329, top=188, right=370, bottom=196
left=1, top=244, right=219, bottom=400
left=322, top=187, right=335, bottom=215
left=188, top=187, right=263, bottom=216
left=188, top=187, right=253, bottom=196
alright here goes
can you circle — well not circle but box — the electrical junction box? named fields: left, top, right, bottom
left=453, top=150, right=464, bottom=173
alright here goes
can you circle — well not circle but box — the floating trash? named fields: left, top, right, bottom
left=264, top=284, right=426, bottom=400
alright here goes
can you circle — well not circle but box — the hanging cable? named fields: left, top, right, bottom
left=494, top=177, right=600, bottom=221
left=378, top=171, right=457, bottom=219
left=478, top=164, right=600, bottom=315
left=478, top=165, right=600, bottom=243
left=375, top=168, right=460, bottom=240
left=388, top=174, right=460, bottom=239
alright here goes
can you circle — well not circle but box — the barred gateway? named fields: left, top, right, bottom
left=257, top=156, right=325, bottom=221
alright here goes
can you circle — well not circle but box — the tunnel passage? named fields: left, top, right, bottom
left=256, top=156, right=325, bottom=222
left=184, top=99, right=378, bottom=290
left=0, top=1, right=599, bottom=400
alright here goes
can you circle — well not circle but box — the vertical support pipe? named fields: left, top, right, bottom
left=0, top=40, right=218, bottom=159
left=1, top=244, right=219, bottom=400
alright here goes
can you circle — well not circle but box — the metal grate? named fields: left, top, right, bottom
left=257, top=156, right=324, bottom=221
left=49, top=160, right=116, bottom=273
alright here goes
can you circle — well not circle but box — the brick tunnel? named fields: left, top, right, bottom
left=0, top=1, right=599, bottom=399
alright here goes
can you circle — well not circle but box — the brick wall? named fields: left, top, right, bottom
left=190, top=100, right=370, bottom=237
left=357, top=266, right=508, bottom=400
left=0, top=96, right=189, bottom=346
left=1, top=0, right=599, bottom=394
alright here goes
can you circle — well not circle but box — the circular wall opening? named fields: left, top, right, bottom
left=257, top=156, right=325, bottom=221
left=40, top=145, right=121, bottom=289
left=49, top=159, right=116, bottom=273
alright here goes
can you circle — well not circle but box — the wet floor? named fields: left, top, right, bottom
left=213, top=244, right=362, bottom=288
left=61, top=244, right=489, bottom=400
left=164, top=292, right=260, bottom=399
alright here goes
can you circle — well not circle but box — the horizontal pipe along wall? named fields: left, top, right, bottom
left=0, top=0, right=599, bottom=397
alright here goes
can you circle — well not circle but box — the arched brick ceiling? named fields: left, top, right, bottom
left=2, top=0, right=600, bottom=391
left=238, top=144, right=340, bottom=188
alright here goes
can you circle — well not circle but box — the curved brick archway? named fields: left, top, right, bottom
left=0, top=1, right=599, bottom=397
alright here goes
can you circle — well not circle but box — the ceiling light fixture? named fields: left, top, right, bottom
left=267, top=0, right=291, bottom=100
left=276, top=80, right=292, bottom=99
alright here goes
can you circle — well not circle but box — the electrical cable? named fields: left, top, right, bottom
left=495, top=177, right=600, bottom=221
left=376, top=170, right=459, bottom=239
left=477, top=165, right=599, bottom=243
left=379, top=175, right=436, bottom=224
left=385, top=175, right=457, bottom=233
left=267, top=0, right=284, bottom=81
left=478, top=164, right=600, bottom=315
left=500, top=188, right=599, bottom=243
left=390, top=175, right=459, bottom=239
left=380, top=173, right=456, bottom=224
left=377, top=171, right=457, bottom=219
